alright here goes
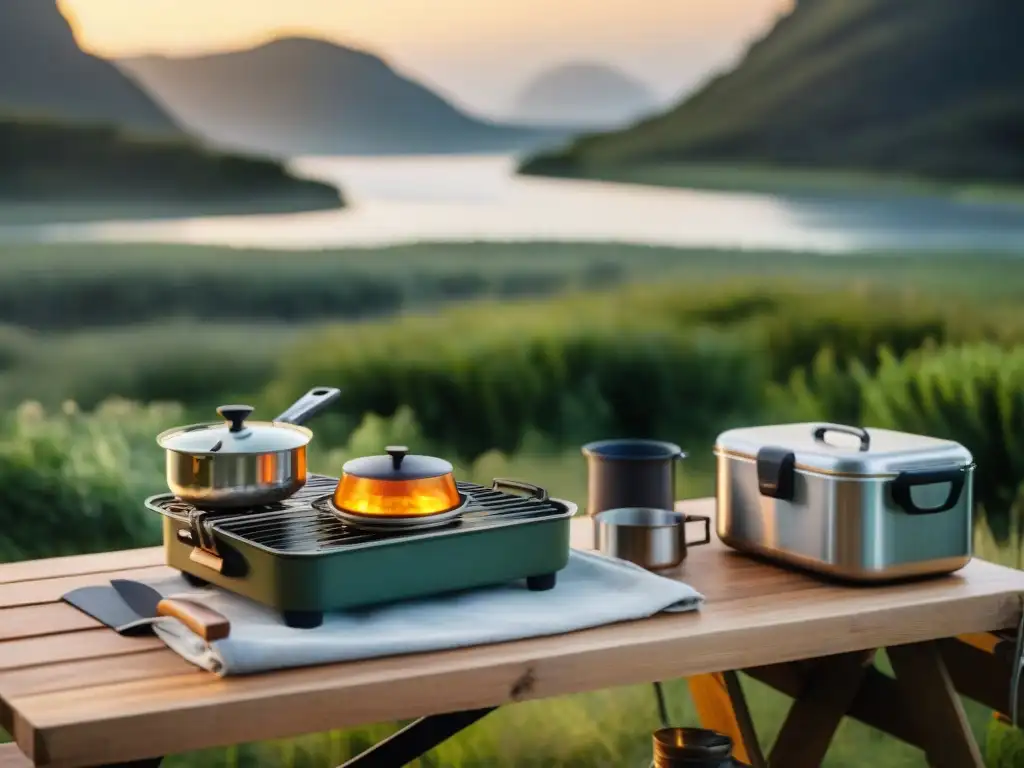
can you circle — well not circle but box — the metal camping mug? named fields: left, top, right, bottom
left=594, top=508, right=711, bottom=571
left=582, top=439, right=689, bottom=516
left=652, top=727, right=747, bottom=767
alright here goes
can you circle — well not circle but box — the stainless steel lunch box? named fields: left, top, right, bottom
left=714, top=422, right=975, bottom=581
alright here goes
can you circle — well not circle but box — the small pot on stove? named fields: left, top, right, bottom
left=330, top=446, right=468, bottom=531
left=157, top=386, right=342, bottom=508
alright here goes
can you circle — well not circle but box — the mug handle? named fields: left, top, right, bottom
left=683, top=513, right=712, bottom=546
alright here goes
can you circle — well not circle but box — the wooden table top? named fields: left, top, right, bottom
left=2, top=497, right=1024, bottom=767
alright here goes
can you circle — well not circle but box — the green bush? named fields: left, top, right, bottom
left=0, top=322, right=303, bottom=412
left=986, top=716, right=1024, bottom=767
left=766, top=347, right=868, bottom=424
left=266, top=296, right=767, bottom=460
left=772, top=341, right=1024, bottom=543
left=263, top=279, right=1024, bottom=462
left=0, top=399, right=180, bottom=560
left=856, top=343, right=1024, bottom=542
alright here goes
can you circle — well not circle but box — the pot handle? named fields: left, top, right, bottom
left=891, top=467, right=968, bottom=515
left=812, top=423, right=871, bottom=451
left=275, top=387, right=342, bottom=425
left=681, top=514, right=712, bottom=547
left=491, top=478, right=549, bottom=501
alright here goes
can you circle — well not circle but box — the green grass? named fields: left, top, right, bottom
left=4, top=242, right=1024, bottom=332
left=0, top=320, right=314, bottom=410
left=2, top=240, right=1023, bottom=412
left=156, top=674, right=997, bottom=767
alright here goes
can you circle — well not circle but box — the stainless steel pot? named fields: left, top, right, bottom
left=594, top=507, right=711, bottom=571
left=156, top=387, right=341, bottom=508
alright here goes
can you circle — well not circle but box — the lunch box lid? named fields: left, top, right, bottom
left=714, top=422, right=973, bottom=477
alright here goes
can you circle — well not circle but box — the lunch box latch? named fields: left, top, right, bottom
left=756, top=446, right=796, bottom=501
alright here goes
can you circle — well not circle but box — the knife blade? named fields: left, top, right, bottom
left=63, top=585, right=154, bottom=635
left=111, top=579, right=231, bottom=641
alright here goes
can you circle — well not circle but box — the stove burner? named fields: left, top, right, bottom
left=323, top=493, right=470, bottom=533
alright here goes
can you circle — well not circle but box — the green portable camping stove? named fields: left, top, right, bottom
left=147, top=474, right=576, bottom=628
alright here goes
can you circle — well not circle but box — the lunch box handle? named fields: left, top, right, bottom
left=891, top=467, right=967, bottom=515
left=812, top=423, right=871, bottom=451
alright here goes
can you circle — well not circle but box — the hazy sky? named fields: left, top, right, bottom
left=60, top=0, right=789, bottom=116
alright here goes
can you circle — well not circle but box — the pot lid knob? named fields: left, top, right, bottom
left=386, top=445, right=408, bottom=470
left=217, top=405, right=254, bottom=433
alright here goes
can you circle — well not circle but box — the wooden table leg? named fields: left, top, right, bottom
left=767, top=650, right=872, bottom=768
left=722, top=671, right=767, bottom=768
left=688, top=673, right=765, bottom=767
left=888, top=642, right=985, bottom=768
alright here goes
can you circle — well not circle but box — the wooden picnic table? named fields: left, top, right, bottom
left=2, top=497, right=1024, bottom=767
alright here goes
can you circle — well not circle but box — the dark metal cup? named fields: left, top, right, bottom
left=653, top=728, right=745, bottom=767
left=582, top=439, right=688, bottom=516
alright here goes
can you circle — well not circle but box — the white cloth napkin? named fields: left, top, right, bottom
left=147, top=549, right=703, bottom=676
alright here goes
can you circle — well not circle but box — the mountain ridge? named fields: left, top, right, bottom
left=120, top=36, right=572, bottom=157
left=0, top=0, right=181, bottom=135
left=520, top=0, right=1024, bottom=185
left=512, top=62, right=658, bottom=129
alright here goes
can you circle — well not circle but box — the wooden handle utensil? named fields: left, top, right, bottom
left=156, top=597, right=231, bottom=641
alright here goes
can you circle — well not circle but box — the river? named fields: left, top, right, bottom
left=9, top=155, right=1024, bottom=253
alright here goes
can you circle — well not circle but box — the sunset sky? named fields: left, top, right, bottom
left=60, top=0, right=789, bottom=116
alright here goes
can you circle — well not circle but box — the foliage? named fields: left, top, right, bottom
left=859, top=344, right=1024, bottom=541
left=264, top=279, right=1023, bottom=462
left=0, top=321, right=300, bottom=412
left=266, top=298, right=767, bottom=460
left=766, top=347, right=867, bottom=425
left=986, top=717, right=1024, bottom=767
left=5, top=242, right=1024, bottom=333
left=0, top=117, right=340, bottom=205
left=0, top=399, right=177, bottom=560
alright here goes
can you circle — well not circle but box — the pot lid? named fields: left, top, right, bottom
left=342, top=446, right=453, bottom=481
left=157, top=405, right=312, bottom=455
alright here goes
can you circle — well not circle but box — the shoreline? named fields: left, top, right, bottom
left=518, top=161, right=1024, bottom=208
left=0, top=193, right=344, bottom=227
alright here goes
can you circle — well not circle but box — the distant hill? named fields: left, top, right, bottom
left=0, top=117, right=342, bottom=215
left=511, top=62, right=658, bottom=129
left=521, top=0, right=1024, bottom=185
left=120, top=37, right=572, bottom=157
left=0, top=0, right=180, bottom=136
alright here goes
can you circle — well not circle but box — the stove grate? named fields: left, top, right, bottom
left=146, top=474, right=569, bottom=555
